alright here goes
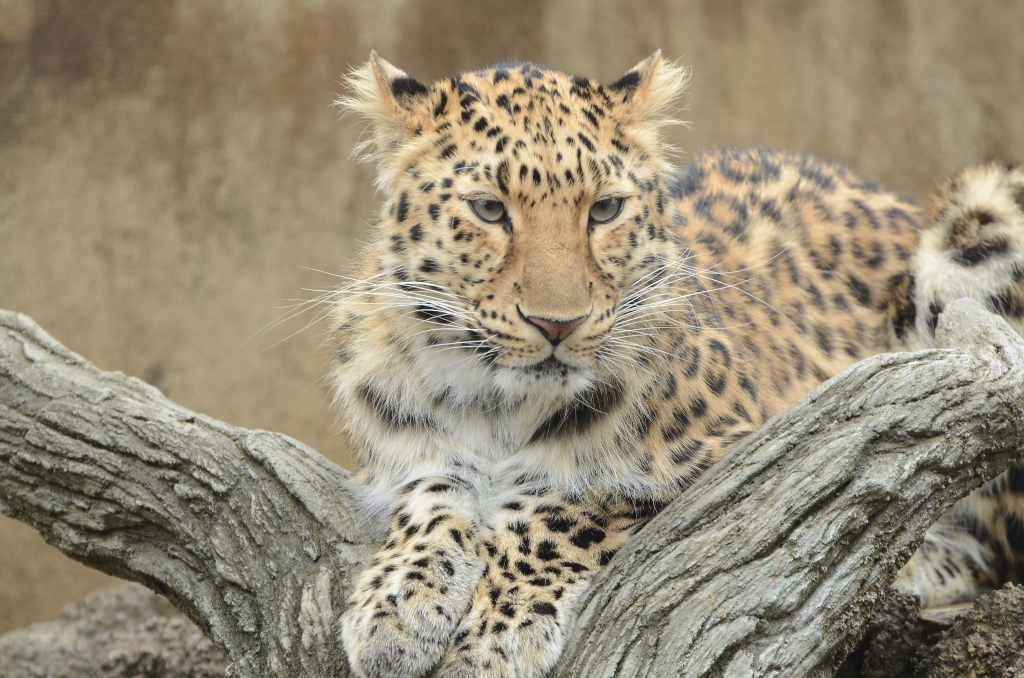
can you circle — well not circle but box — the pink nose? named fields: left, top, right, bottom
left=523, top=312, right=590, bottom=344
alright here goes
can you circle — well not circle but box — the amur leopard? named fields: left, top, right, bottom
left=327, top=51, right=1024, bottom=678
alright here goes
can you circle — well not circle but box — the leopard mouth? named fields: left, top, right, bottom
left=521, top=355, right=574, bottom=377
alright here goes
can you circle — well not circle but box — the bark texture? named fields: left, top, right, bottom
left=1, top=298, right=1023, bottom=678
left=914, top=583, right=1024, bottom=677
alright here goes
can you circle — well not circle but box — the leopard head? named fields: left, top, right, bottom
left=337, top=52, right=689, bottom=389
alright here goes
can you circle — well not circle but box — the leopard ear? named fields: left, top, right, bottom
left=608, top=50, right=689, bottom=127
left=337, top=52, right=437, bottom=180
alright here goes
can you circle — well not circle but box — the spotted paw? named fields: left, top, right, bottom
left=433, top=610, right=566, bottom=678
left=341, top=546, right=483, bottom=677
left=341, top=601, right=447, bottom=678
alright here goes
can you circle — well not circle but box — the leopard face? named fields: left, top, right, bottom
left=338, top=53, right=690, bottom=396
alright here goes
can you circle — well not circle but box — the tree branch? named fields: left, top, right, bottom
left=0, top=311, right=375, bottom=677
left=1, top=299, right=1022, bottom=677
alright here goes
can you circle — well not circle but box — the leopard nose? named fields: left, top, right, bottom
left=522, top=311, right=590, bottom=344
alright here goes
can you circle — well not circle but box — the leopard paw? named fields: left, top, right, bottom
left=433, top=610, right=566, bottom=678
left=341, top=547, right=483, bottom=677
left=340, top=600, right=447, bottom=678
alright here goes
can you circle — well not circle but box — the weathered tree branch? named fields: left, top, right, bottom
left=1, top=299, right=1022, bottom=678
left=0, top=311, right=376, bottom=677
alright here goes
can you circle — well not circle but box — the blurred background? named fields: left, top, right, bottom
left=1, top=0, right=1022, bottom=635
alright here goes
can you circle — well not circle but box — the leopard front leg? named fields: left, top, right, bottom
left=341, top=477, right=485, bottom=678
left=433, top=493, right=655, bottom=678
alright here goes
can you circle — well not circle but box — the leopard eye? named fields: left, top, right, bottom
left=589, top=197, right=624, bottom=224
left=469, top=198, right=507, bottom=223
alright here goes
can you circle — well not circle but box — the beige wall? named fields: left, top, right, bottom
left=1, top=0, right=1022, bottom=634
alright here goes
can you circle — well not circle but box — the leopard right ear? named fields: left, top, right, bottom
left=337, top=52, right=440, bottom=180
left=608, top=50, right=689, bottom=128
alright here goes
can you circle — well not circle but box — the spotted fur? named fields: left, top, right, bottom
left=328, top=52, right=1024, bottom=677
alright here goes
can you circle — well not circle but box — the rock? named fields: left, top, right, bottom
left=0, top=584, right=225, bottom=678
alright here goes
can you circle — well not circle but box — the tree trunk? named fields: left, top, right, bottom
left=1, top=298, right=1022, bottom=678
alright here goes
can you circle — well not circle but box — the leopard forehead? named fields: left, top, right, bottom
left=341, top=51, right=689, bottom=193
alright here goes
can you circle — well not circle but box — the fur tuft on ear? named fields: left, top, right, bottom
left=335, top=52, right=433, bottom=186
left=609, top=50, right=690, bottom=130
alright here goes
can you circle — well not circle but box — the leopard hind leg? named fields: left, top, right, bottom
left=895, top=163, right=1024, bottom=608
left=911, top=162, right=1024, bottom=346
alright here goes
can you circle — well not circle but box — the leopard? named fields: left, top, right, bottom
left=327, top=50, right=1024, bottom=678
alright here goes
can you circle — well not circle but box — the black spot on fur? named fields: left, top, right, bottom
left=927, top=302, right=943, bottom=335
left=516, top=560, right=536, bottom=576
left=815, top=327, right=833, bottom=356
left=536, top=540, right=561, bottom=561
left=569, top=526, right=606, bottom=549
left=1006, top=513, right=1024, bottom=555
left=542, top=515, right=576, bottom=533
left=890, top=274, right=917, bottom=341
left=670, top=438, right=703, bottom=465
left=413, top=305, right=454, bottom=327
left=528, top=380, right=624, bottom=444
left=954, top=238, right=1011, bottom=266
left=531, top=601, right=557, bottom=617
left=391, top=76, right=428, bottom=98
left=357, top=382, right=437, bottom=430
left=634, top=407, right=658, bottom=440
left=577, top=133, right=596, bottom=152
left=738, top=375, right=758, bottom=400
left=508, top=520, right=529, bottom=536
left=847, top=276, right=872, bottom=306
left=495, top=160, right=510, bottom=195
left=973, top=210, right=997, bottom=226
left=988, top=290, right=1024, bottom=318
left=608, top=70, right=641, bottom=92
left=432, top=91, right=448, bottom=117
left=424, top=515, right=447, bottom=534
left=662, top=408, right=690, bottom=442
left=703, top=370, right=726, bottom=396
left=1008, top=465, right=1024, bottom=494
left=396, top=192, right=409, bottom=223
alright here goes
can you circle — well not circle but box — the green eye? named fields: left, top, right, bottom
left=470, top=198, right=507, bottom=223
left=589, top=197, right=624, bottom=224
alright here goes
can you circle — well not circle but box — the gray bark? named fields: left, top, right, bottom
left=1, top=298, right=1022, bottom=678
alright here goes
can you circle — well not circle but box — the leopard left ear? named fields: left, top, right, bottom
left=337, top=52, right=438, bottom=183
left=608, top=50, right=689, bottom=125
